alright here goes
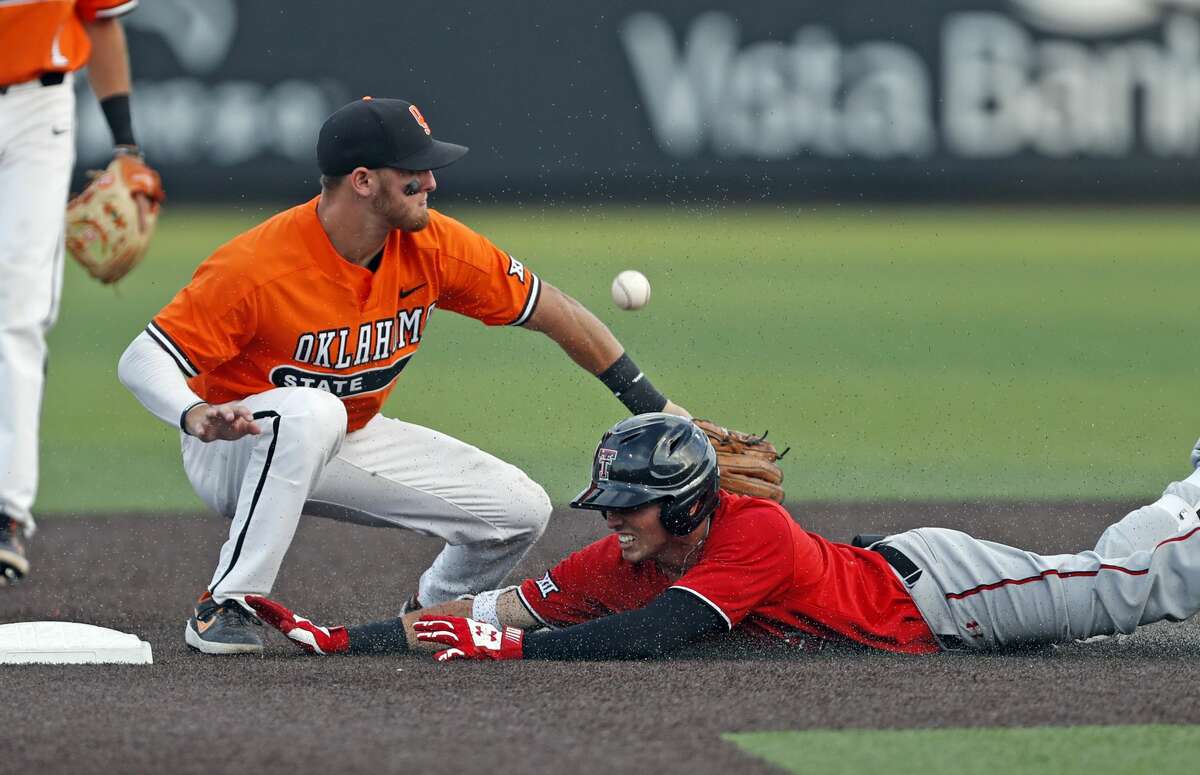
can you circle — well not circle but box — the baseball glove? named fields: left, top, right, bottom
left=693, top=419, right=788, bottom=502
left=65, top=153, right=165, bottom=285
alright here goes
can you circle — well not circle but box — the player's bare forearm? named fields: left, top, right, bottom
left=82, top=19, right=132, bottom=101
left=524, top=283, right=624, bottom=374
left=525, top=283, right=691, bottom=416
left=401, top=598, right=472, bottom=651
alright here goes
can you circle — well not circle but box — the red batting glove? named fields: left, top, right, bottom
left=412, top=615, right=525, bottom=662
left=243, top=594, right=349, bottom=655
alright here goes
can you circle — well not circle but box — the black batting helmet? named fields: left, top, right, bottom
left=570, top=413, right=720, bottom=536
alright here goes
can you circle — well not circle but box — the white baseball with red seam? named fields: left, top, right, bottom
left=611, top=270, right=651, bottom=310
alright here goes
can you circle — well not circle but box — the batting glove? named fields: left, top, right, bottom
left=412, top=615, right=524, bottom=662
left=243, top=594, right=349, bottom=655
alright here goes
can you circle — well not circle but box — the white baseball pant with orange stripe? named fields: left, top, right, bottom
left=884, top=469, right=1200, bottom=649
left=180, top=387, right=552, bottom=608
left=0, top=73, right=74, bottom=534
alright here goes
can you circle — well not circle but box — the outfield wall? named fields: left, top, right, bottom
left=76, top=0, right=1200, bottom=202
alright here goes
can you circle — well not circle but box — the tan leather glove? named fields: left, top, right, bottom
left=693, top=419, right=787, bottom=502
left=65, top=153, right=165, bottom=285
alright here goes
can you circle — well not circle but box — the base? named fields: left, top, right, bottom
left=0, top=621, right=153, bottom=664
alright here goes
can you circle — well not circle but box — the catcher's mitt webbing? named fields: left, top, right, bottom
left=65, top=154, right=165, bottom=285
left=693, top=419, right=788, bottom=502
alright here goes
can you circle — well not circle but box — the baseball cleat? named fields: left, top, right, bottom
left=184, top=591, right=264, bottom=655
left=0, top=516, right=29, bottom=585
left=1191, top=438, right=1200, bottom=471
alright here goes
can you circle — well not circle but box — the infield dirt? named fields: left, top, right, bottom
left=3, top=501, right=1200, bottom=774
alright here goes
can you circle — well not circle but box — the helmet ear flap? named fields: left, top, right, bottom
left=659, top=466, right=720, bottom=536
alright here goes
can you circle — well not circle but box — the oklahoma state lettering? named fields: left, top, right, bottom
left=270, top=354, right=414, bottom=397
left=291, top=307, right=426, bottom=368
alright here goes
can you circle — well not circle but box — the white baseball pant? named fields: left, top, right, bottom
left=181, top=387, right=552, bottom=607
left=886, top=469, right=1200, bottom=649
left=0, top=74, right=75, bottom=535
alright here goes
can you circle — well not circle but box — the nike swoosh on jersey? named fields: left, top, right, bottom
left=399, top=283, right=427, bottom=299
left=50, top=32, right=68, bottom=67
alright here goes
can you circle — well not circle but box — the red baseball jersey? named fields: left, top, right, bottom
left=148, top=198, right=541, bottom=432
left=517, top=491, right=940, bottom=654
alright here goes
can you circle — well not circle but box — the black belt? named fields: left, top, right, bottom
left=872, top=543, right=923, bottom=587
left=872, top=542, right=970, bottom=650
left=0, top=72, right=66, bottom=96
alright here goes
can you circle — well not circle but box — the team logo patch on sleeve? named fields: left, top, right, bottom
left=507, top=255, right=526, bottom=283
left=535, top=571, right=560, bottom=599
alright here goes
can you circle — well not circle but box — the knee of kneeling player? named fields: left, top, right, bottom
left=278, top=388, right=348, bottom=446
left=501, top=476, right=552, bottom=542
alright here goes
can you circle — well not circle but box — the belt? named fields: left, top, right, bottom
left=872, top=543, right=923, bottom=586
left=0, top=72, right=66, bottom=96
left=873, top=542, right=969, bottom=651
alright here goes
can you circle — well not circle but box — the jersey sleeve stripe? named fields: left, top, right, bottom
left=93, top=0, right=139, bottom=18
left=668, top=585, right=733, bottom=630
left=146, top=321, right=199, bottom=378
left=507, top=273, right=541, bottom=327
left=515, top=584, right=555, bottom=629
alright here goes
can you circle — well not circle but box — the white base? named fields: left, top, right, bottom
left=0, top=621, right=153, bottom=664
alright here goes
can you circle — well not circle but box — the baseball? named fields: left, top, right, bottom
left=611, top=270, right=651, bottom=310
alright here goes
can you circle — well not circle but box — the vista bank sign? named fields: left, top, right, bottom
left=620, top=1, right=1200, bottom=160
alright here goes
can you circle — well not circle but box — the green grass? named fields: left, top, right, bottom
left=724, top=725, right=1200, bottom=775
left=40, top=204, right=1200, bottom=512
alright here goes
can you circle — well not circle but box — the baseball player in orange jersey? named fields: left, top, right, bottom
left=0, top=0, right=155, bottom=584
left=118, top=97, right=690, bottom=654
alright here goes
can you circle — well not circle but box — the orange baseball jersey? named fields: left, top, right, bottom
left=0, top=0, right=138, bottom=86
left=146, top=198, right=542, bottom=432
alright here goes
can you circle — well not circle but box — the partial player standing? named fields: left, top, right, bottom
left=249, top=413, right=1200, bottom=660
left=117, top=97, right=689, bottom=655
left=0, top=0, right=161, bottom=584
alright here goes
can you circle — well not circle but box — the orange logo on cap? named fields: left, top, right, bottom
left=362, top=96, right=373, bottom=101
left=409, top=104, right=432, bottom=135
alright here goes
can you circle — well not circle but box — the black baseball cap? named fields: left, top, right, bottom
left=316, top=97, right=469, bottom=176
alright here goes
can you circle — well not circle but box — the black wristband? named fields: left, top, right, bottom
left=347, top=618, right=411, bottom=654
left=597, top=353, right=667, bottom=414
left=99, top=93, right=137, bottom=148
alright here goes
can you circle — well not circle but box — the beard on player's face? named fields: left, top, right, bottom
left=370, top=172, right=429, bottom=232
